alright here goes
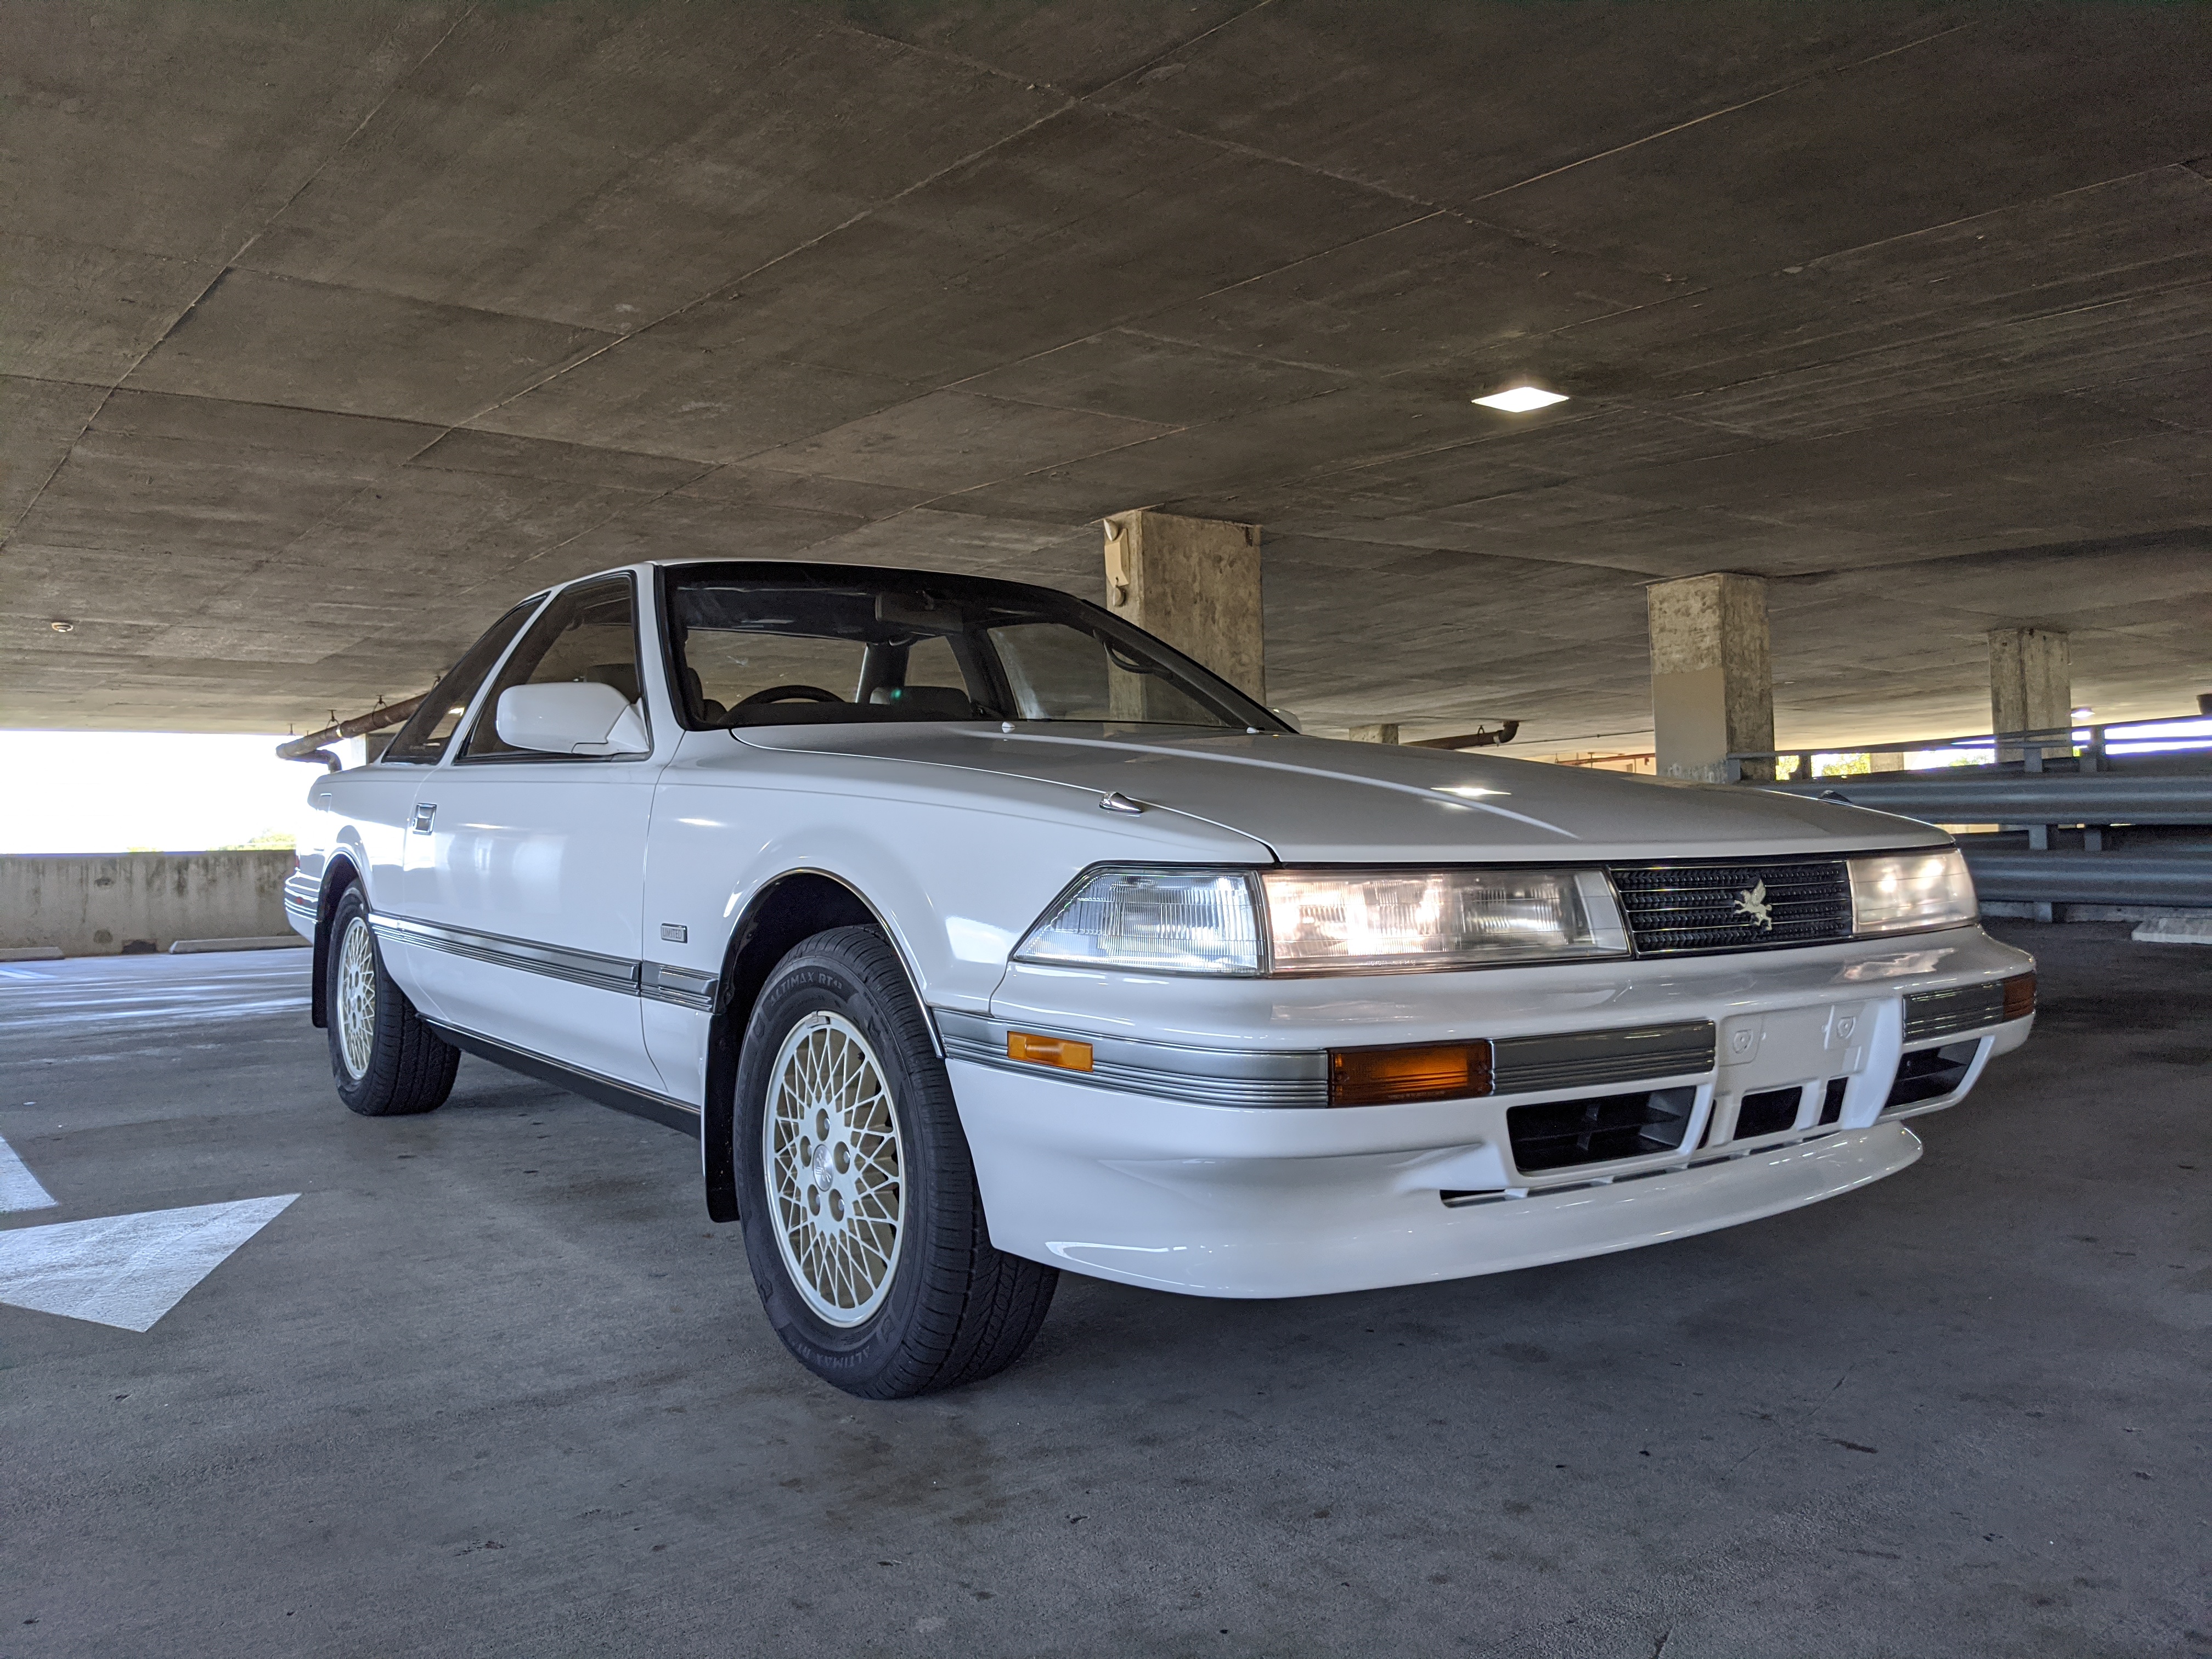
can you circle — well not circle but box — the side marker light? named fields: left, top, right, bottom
left=1008, top=1032, right=1094, bottom=1071
left=2000, top=972, right=2036, bottom=1023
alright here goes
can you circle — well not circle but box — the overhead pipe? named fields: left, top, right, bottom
left=275, top=694, right=428, bottom=770
left=1409, top=721, right=1519, bottom=751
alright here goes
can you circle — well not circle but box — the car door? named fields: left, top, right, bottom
left=397, top=572, right=665, bottom=1091
left=635, top=577, right=896, bottom=1101
left=366, top=595, right=544, bottom=1009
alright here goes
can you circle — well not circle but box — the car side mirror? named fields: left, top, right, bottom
left=495, top=682, right=650, bottom=756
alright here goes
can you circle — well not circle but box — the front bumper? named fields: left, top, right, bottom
left=283, top=869, right=319, bottom=941
left=946, top=923, right=2033, bottom=1297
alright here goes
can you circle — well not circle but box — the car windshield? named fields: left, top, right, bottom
left=661, top=565, right=1281, bottom=733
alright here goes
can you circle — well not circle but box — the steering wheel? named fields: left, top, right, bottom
left=735, top=684, right=843, bottom=708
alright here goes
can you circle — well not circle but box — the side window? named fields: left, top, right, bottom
left=382, top=599, right=541, bottom=764
left=460, top=576, right=647, bottom=761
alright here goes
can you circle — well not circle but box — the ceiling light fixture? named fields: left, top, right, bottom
left=49, top=619, right=75, bottom=633
left=1472, top=385, right=1568, bottom=414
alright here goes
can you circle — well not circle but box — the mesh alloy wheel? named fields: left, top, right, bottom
left=763, top=1011, right=906, bottom=1327
left=321, top=883, right=458, bottom=1117
left=335, top=913, right=379, bottom=1081
left=730, top=926, right=1058, bottom=1397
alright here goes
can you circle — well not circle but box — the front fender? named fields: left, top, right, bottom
left=644, top=760, right=1270, bottom=1014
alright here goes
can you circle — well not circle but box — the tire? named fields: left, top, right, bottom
left=733, top=926, right=1058, bottom=1398
left=326, top=884, right=459, bottom=1117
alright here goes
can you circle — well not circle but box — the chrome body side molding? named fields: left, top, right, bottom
left=935, top=1008, right=1330, bottom=1109
left=369, top=912, right=719, bottom=1011
left=641, top=962, right=718, bottom=1012
left=940, top=1011, right=1722, bottom=1110
left=1491, top=1020, right=1717, bottom=1094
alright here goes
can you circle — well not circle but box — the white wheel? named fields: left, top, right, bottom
left=763, top=1011, right=906, bottom=1328
left=336, top=914, right=378, bottom=1081
left=734, top=927, right=1056, bottom=1396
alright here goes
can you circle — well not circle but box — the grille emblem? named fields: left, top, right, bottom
left=1731, top=879, right=1775, bottom=931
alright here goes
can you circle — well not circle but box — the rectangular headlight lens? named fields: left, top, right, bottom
left=1262, top=867, right=1629, bottom=973
left=1849, top=849, right=1977, bottom=934
left=1014, top=868, right=1261, bottom=974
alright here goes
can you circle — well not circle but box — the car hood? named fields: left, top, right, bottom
left=733, top=724, right=1945, bottom=864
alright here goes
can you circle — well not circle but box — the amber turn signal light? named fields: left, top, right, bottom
left=1328, top=1040, right=1493, bottom=1107
left=2000, top=972, right=2036, bottom=1023
left=1008, top=1031, right=1094, bottom=1071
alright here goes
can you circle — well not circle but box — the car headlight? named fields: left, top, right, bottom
left=1014, top=868, right=1262, bottom=974
left=1262, top=867, right=1629, bottom=973
left=1849, top=849, right=1977, bottom=934
left=1014, top=865, right=1630, bottom=976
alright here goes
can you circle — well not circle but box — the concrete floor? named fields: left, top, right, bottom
left=2, top=924, right=2204, bottom=1659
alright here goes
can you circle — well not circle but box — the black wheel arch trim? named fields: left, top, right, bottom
left=309, top=854, right=363, bottom=1030
left=701, top=868, right=940, bottom=1224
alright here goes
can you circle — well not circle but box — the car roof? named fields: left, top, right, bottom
left=573, top=558, right=1096, bottom=609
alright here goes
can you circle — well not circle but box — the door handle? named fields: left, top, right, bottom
left=411, top=803, right=437, bottom=834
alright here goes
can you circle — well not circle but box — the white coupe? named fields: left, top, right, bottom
left=289, top=560, right=2036, bottom=1397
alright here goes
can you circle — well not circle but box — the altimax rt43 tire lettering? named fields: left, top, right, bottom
left=732, top=925, right=1058, bottom=1398
left=325, top=884, right=459, bottom=1117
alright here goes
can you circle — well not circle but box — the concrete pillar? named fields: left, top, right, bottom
left=1102, top=510, right=1264, bottom=708
left=1347, top=723, right=1400, bottom=744
left=1989, top=627, right=2070, bottom=739
left=1869, top=749, right=1907, bottom=773
left=1647, top=573, right=1773, bottom=783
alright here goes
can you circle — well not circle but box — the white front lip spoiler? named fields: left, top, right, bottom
left=952, top=1054, right=1922, bottom=1298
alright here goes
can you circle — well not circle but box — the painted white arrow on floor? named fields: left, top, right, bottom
left=0, top=1133, right=58, bottom=1214
left=0, top=1193, right=298, bottom=1332
left=0, top=1136, right=297, bottom=1331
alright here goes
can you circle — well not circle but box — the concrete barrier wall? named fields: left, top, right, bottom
left=0, top=851, right=298, bottom=956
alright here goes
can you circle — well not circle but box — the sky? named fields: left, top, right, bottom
left=0, top=731, right=342, bottom=854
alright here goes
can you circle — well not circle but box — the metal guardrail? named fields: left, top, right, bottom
left=1726, top=712, right=2212, bottom=916
left=1959, top=850, right=2212, bottom=910
left=1751, top=771, right=2212, bottom=826
left=1724, top=713, right=2212, bottom=783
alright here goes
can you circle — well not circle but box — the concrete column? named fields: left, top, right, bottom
left=1102, top=510, right=1264, bottom=708
left=1647, top=573, right=1773, bottom=783
left=1869, top=749, right=1907, bottom=773
left=1347, top=723, right=1400, bottom=744
left=1989, top=627, right=2070, bottom=739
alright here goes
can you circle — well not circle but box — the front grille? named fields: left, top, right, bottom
left=1819, top=1077, right=1848, bottom=1125
left=1903, top=983, right=2005, bottom=1042
left=1735, top=1086, right=1804, bottom=1138
left=1609, top=859, right=1853, bottom=957
left=1886, top=1040, right=1980, bottom=1109
left=1506, top=1085, right=1697, bottom=1173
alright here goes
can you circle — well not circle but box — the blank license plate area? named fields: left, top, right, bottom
left=1718, top=1001, right=1866, bottom=1092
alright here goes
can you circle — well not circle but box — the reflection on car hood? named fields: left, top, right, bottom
left=734, top=724, right=1946, bottom=864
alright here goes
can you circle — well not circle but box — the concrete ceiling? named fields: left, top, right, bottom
left=4, top=1, right=2208, bottom=752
